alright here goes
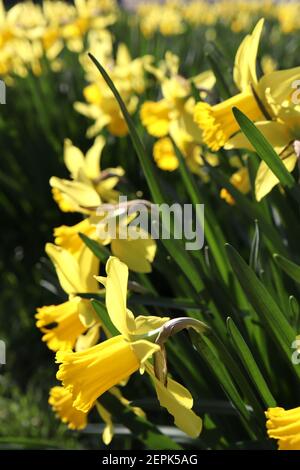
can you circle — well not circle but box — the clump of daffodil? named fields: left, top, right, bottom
left=61, top=0, right=117, bottom=53
left=266, top=406, right=300, bottom=450
left=56, top=256, right=204, bottom=438
left=75, top=30, right=152, bottom=138
left=36, top=242, right=100, bottom=352
left=194, top=18, right=300, bottom=201
left=50, top=137, right=156, bottom=273
left=140, top=51, right=215, bottom=173
left=137, top=2, right=185, bottom=38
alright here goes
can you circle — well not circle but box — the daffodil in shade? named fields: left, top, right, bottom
left=49, top=386, right=87, bottom=430
left=36, top=243, right=99, bottom=352
left=265, top=406, right=300, bottom=450
left=56, top=257, right=203, bottom=437
left=50, top=136, right=124, bottom=213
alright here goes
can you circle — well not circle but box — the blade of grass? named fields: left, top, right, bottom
left=227, top=317, right=276, bottom=408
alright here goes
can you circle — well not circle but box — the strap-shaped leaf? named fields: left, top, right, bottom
left=274, top=253, right=300, bottom=283
left=227, top=317, right=276, bottom=408
left=79, top=232, right=110, bottom=263
left=226, top=244, right=300, bottom=378
left=233, top=107, right=294, bottom=189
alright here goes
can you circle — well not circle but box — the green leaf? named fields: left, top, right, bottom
left=91, top=299, right=120, bottom=337
left=226, top=244, right=300, bottom=378
left=274, top=253, right=300, bottom=283
left=227, top=317, right=276, bottom=408
left=79, top=232, right=110, bottom=263
left=171, top=138, right=230, bottom=284
left=233, top=107, right=294, bottom=189
left=189, top=330, right=259, bottom=440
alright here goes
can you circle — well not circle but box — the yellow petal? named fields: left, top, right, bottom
left=255, top=153, right=297, bottom=201
left=49, top=386, right=87, bottom=430
left=134, top=315, right=170, bottom=335
left=96, top=401, right=114, bottom=446
left=105, top=256, right=136, bottom=336
left=63, top=139, right=85, bottom=180
left=153, top=138, right=179, bottom=171
left=77, top=298, right=97, bottom=328
left=36, top=297, right=87, bottom=352
left=225, top=120, right=290, bottom=155
left=75, top=324, right=100, bottom=351
left=130, top=339, right=160, bottom=365
left=76, top=243, right=100, bottom=293
left=140, top=100, right=170, bottom=137
left=111, top=235, right=156, bottom=273
left=148, top=366, right=202, bottom=438
left=50, top=176, right=101, bottom=209
left=258, top=66, right=300, bottom=115
left=234, top=18, right=264, bottom=91
left=192, top=70, right=216, bottom=91
left=84, top=135, right=105, bottom=180
left=46, top=243, right=82, bottom=294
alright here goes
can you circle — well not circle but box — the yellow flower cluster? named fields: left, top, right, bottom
left=137, top=1, right=300, bottom=37
left=36, top=128, right=202, bottom=442
left=0, top=0, right=118, bottom=80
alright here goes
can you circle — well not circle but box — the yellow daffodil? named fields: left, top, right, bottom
left=137, top=2, right=185, bottom=38
left=36, top=242, right=99, bottom=352
left=36, top=297, right=88, bottom=352
left=141, top=52, right=214, bottom=173
left=220, top=166, right=251, bottom=205
left=194, top=19, right=266, bottom=151
left=75, top=33, right=151, bottom=137
left=62, top=0, right=117, bottom=52
left=266, top=406, right=300, bottom=450
left=45, top=242, right=99, bottom=295
left=56, top=256, right=202, bottom=437
left=50, top=137, right=124, bottom=213
left=49, top=386, right=88, bottom=430
left=194, top=18, right=300, bottom=200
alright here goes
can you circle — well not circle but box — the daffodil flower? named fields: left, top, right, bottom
left=194, top=18, right=300, bottom=200
left=140, top=51, right=214, bottom=173
left=36, top=243, right=100, bottom=352
left=266, top=406, right=300, bottom=450
left=56, top=256, right=203, bottom=438
left=75, top=36, right=152, bottom=137
left=49, top=386, right=87, bottom=430
left=50, top=137, right=124, bottom=213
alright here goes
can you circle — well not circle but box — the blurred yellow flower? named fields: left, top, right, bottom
left=220, top=166, right=251, bottom=205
